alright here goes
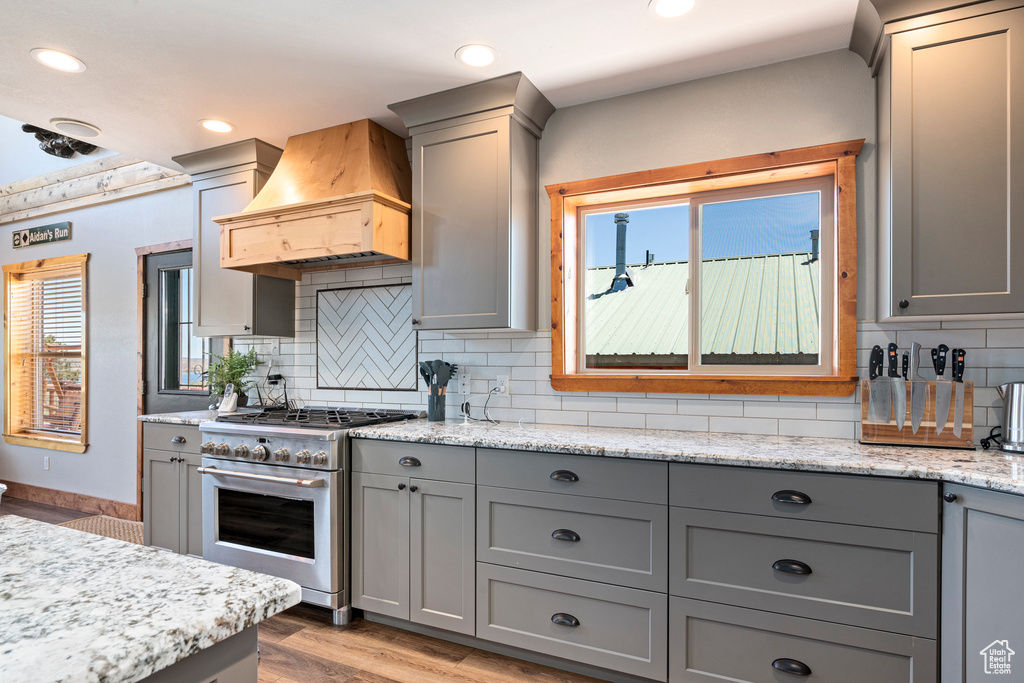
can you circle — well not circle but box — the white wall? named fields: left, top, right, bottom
left=242, top=48, right=1024, bottom=441
left=0, top=116, right=190, bottom=503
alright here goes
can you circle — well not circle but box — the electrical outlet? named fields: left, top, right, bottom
left=457, top=369, right=471, bottom=396
left=43, top=456, right=50, bottom=471
left=496, top=374, right=509, bottom=394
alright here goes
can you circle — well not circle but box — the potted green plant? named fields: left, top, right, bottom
left=207, top=348, right=263, bottom=406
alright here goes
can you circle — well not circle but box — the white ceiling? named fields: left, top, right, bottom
left=1, top=0, right=860, bottom=171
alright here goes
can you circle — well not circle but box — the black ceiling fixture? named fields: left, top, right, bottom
left=21, top=123, right=97, bottom=158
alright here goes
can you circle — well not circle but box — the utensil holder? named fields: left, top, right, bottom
left=427, top=393, right=446, bottom=422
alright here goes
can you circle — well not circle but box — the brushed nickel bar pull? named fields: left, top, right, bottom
left=197, top=466, right=325, bottom=488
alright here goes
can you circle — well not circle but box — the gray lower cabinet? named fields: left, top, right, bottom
left=142, top=423, right=203, bottom=557
left=670, top=597, right=937, bottom=682
left=879, top=5, right=1024, bottom=318
left=477, top=563, right=668, bottom=681
left=942, top=483, right=1024, bottom=682
left=350, top=440, right=475, bottom=635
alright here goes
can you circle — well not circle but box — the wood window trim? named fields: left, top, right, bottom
left=546, top=140, right=863, bottom=397
left=3, top=252, right=89, bottom=452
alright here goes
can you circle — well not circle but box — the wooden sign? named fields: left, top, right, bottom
left=13, top=221, right=71, bottom=249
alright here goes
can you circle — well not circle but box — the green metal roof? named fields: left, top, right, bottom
left=584, top=253, right=820, bottom=359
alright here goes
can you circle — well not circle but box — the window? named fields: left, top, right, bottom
left=159, top=265, right=210, bottom=394
left=548, top=141, right=861, bottom=396
left=3, top=253, right=88, bottom=452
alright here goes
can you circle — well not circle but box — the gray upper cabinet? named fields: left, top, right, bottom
left=879, top=5, right=1024, bottom=319
left=172, top=139, right=295, bottom=337
left=942, top=483, right=1024, bottom=681
left=389, top=73, right=554, bottom=331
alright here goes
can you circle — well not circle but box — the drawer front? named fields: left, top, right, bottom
left=143, top=422, right=200, bottom=455
left=477, top=563, right=668, bottom=681
left=669, top=508, right=938, bottom=638
left=477, top=448, right=667, bottom=503
left=477, top=486, right=668, bottom=591
left=352, top=439, right=474, bottom=483
left=670, top=597, right=937, bottom=683
left=670, top=463, right=939, bottom=532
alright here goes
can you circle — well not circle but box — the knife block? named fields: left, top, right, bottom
left=859, top=380, right=974, bottom=449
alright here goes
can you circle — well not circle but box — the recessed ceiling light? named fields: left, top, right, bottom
left=50, top=118, right=102, bottom=138
left=649, top=0, right=695, bottom=18
left=199, top=119, right=234, bottom=133
left=455, top=44, right=496, bottom=67
left=30, top=48, right=86, bottom=73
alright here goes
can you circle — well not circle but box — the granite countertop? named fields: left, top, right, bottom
left=0, top=516, right=300, bottom=683
left=137, top=408, right=260, bottom=426
left=349, top=419, right=1024, bottom=496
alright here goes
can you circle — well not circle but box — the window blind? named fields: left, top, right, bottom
left=4, top=254, right=88, bottom=449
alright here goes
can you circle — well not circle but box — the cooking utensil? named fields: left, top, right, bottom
left=435, top=362, right=453, bottom=392
left=867, top=345, right=889, bottom=423
left=418, top=361, right=432, bottom=388
left=953, top=348, right=966, bottom=438
left=908, top=342, right=926, bottom=435
left=888, top=342, right=906, bottom=431
left=932, top=344, right=951, bottom=435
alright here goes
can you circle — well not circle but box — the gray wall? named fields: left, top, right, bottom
left=0, top=116, right=190, bottom=503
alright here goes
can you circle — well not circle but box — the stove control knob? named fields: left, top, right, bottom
left=214, top=443, right=231, bottom=456
left=233, top=444, right=250, bottom=458
left=200, top=441, right=215, bottom=454
left=312, top=451, right=328, bottom=466
left=273, top=448, right=290, bottom=462
left=252, top=445, right=269, bottom=462
left=295, top=450, right=311, bottom=465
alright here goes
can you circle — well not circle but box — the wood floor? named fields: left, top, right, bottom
left=258, top=604, right=604, bottom=683
left=0, top=496, right=93, bottom=524
left=3, top=496, right=604, bottom=683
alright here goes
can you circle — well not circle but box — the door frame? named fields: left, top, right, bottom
left=135, top=239, right=192, bottom=520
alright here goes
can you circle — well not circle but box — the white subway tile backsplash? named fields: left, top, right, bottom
left=590, top=411, right=646, bottom=429
left=618, top=397, right=676, bottom=414
left=779, top=419, right=856, bottom=439
left=512, top=394, right=562, bottom=410
left=744, top=402, right=817, bottom=420
left=988, top=328, right=1024, bottom=348
left=535, top=409, right=588, bottom=426
left=465, top=339, right=512, bottom=353
left=678, top=399, right=744, bottom=417
left=709, top=416, right=779, bottom=435
left=896, top=329, right=987, bottom=350
left=646, top=414, right=709, bottom=432
left=561, top=395, right=618, bottom=412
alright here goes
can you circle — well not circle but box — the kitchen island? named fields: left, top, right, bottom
left=0, top=515, right=300, bottom=683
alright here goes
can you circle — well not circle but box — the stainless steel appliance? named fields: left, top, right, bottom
left=199, top=406, right=418, bottom=625
left=998, top=383, right=1024, bottom=453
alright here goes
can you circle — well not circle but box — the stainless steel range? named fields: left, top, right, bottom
left=199, top=406, right=418, bottom=625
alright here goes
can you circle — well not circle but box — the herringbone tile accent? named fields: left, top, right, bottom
left=317, top=285, right=416, bottom=390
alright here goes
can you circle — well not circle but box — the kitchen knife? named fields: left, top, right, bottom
left=908, top=342, right=926, bottom=435
left=867, top=345, right=889, bottom=423
left=953, top=348, right=966, bottom=438
left=932, top=344, right=951, bottom=435
left=888, top=342, right=906, bottom=431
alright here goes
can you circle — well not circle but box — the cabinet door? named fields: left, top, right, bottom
left=889, top=8, right=1024, bottom=316
left=409, top=478, right=475, bottom=635
left=412, top=118, right=511, bottom=330
left=180, top=452, right=205, bottom=559
left=351, top=471, right=410, bottom=619
left=193, top=171, right=259, bottom=337
left=143, top=448, right=180, bottom=553
left=942, top=484, right=1024, bottom=681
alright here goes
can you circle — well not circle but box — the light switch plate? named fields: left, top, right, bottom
left=457, top=369, right=471, bottom=396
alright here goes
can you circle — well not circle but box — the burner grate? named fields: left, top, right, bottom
left=215, top=405, right=419, bottom=429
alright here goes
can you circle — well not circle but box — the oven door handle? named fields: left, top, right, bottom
left=198, top=466, right=326, bottom=488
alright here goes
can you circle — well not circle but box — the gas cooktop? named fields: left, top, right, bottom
left=215, top=405, right=420, bottom=430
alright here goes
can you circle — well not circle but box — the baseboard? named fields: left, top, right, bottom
left=0, top=480, right=139, bottom=521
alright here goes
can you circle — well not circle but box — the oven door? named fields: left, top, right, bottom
left=200, top=457, right=339, bottom=594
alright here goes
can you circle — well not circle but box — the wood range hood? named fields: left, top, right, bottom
left=213, top=119, right=412, bottom=281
